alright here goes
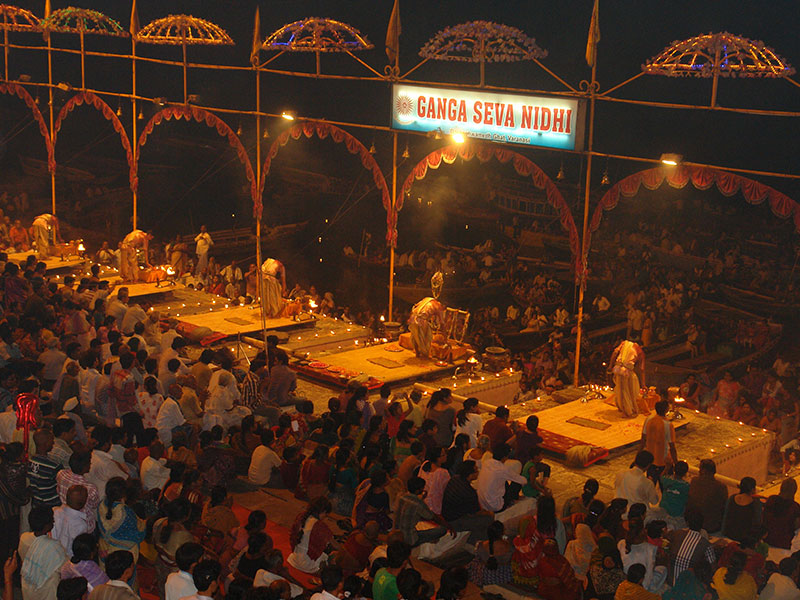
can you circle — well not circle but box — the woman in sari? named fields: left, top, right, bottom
left=535, top=539, right=582, bottom=600
left=709, top=371, right=741, bottom=418
left=512, top=496, right=566, bottom=588
left=329, top=447, right=358, bottom=517
left=151, top=498, right=196, bottom=594
left=287, top=496, right=337, bottom=574
left=351, top=470, right=393, bottom=533
left=298, top=445, right=331, bottom=500
left=96, top=477, right=146, bottom=564
left=587, top=535, right=626, bottom=600
left=663, top=562, right=713, bottom=600
left=564, top=523, right=597, bottom=585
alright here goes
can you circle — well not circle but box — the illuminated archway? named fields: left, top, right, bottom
left=260, top=120, right=391, bottom=239
left=0, top=82, right=54, bottom=173
left=399, top=143, right=579, bottom=267
left=136, top=105, right=256, bottom=211
left=54, top=92, right=136, bottom=191
left=588, top=165, right=800, bottom=252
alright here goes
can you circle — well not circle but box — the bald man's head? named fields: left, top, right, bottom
left=66, top=484, right=88, bottom=511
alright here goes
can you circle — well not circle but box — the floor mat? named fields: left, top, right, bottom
left=566, top=416, right=611, bottom=430
left=367, top=357, right=403, bottom=369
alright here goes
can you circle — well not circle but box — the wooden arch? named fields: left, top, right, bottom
left=136, top=105, right=256, bottom=208
left=0, top=82, right=54, bottom=173
left=399, top=143, right=580, bottom=267
left=261, top=120, right=392, bottom=239
left=54, top=92, right=136, bottom=191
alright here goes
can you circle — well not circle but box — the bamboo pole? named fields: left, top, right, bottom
left=3, top=19, right=8, bottom=81
left=182, top=40, right=187, bottom=104
left=573, top=61, right=598, bottom=387
left=388, top=131, right=397, bottom=321
left=255, top=66, right=268, bottom=352
left=711, top=46, right=721, bottom=108
left=79, top=31, right=85, bottom=89
left=131, top=35, right=137, bottom=229
left=47, top=34, right=55, bottom=215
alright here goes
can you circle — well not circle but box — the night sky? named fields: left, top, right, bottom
left=2, top=1, right=799, bottom=233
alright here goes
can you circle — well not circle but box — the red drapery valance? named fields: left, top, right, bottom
left=260, top=121, right=392, bottom=237
left=589, top=165, right=800, bottom=250
left=55, top=92, right=136, bottom=192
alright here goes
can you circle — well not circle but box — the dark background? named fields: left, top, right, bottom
left=0, top=1, right=798, bottom=304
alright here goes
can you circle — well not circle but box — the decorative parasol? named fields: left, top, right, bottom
left=642, top=32, right=795, bottom=106
left=41, top=7, right=128, bottom=88
left=0, top=5, right=43, bottom=80
left=0, top=4, right=40, bottom=31
left=261, top=17, right=373, bottom=76
left=136, top=14, right=234, bottom=103
left=420, top=21, right=547, bottom=86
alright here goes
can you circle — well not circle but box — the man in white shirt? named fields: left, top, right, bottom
left=180, top=558, right=221, bottom=600
left=120, top=301, right=147, bottom=336
left=158, top=337, right=190, bottom=379
left=78, top=352, right=101, bottom=411
left=140, top=440, right=170, bottom=492
left=248, top=430, right=281, bottom=486
left=156, top=389, right=187, bottom=445
left=105, top=287, right=129, bottom=328
left=254, top=553, right=303, bottom=598
left=310, top=565, right=343, bottom=600
left=38, top=337, right=66, bottom=386
left=194, top=225, right=213, bottom=276
left=207, top=356, right=241, bottom=404
left=165, top=542, right=203, bottom=600
left=476, top=443, right=527, bottom=513
left=86, top=425, right=128, bottom=500
left=52, top=485, right=90, bottom=556
left=614, top=450, right=659, bottom=509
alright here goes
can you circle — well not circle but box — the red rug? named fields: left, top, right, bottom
left=138, top=500, right=318, bottom=597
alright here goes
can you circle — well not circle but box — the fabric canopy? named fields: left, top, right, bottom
left=0, top=82, right=54, bottom=174
left=137, top=105, right=256, bottom=210
left=588, top=165, right=800, bottom=252
left=55, top=92, right=136, bottom=192
left=261, top=121, right=391, bottom=233
left=399, top=143, right=580, bottom=267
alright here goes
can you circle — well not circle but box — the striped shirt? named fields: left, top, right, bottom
left=57, top=469, right=99, bottom=531
left=28, top=454, right=62, bottom=507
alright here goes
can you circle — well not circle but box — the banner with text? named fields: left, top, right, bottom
left=391, top=84, right=584, bottom=151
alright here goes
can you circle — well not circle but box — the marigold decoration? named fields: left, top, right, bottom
left=419, top=21, right=546, bottom=63
left=643, top=32, right=794, bottom=78
left=0, top=4, right=41, bottom=31
left=261, top=17, right=372, bottom=53
left=135, top=14, right=233, bottom=45
left=41, top=7, right=126, bottom=36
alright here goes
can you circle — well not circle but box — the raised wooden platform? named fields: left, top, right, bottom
left=519, top=392, right=692, bottom=462
left=176, top=305, right=304, bottom=337
left=7, top=252, right=86, bottom=272
left=294, top=343, right=461, bottom=389
left=104, top=277, right=175, bottom=299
